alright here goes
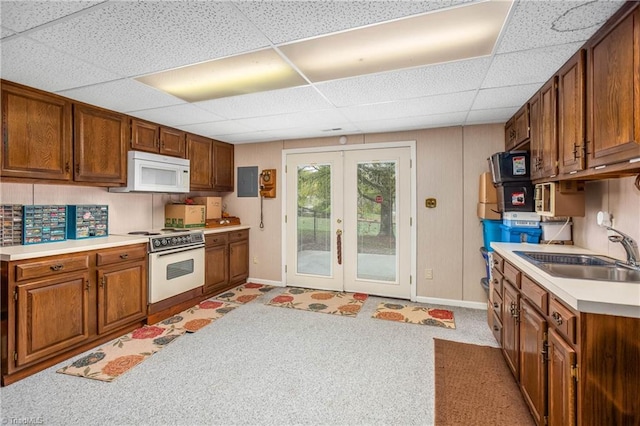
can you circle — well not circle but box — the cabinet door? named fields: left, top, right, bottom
left=97, top=260, right=147, bottom=335
left=186, top=133, right=213, bottom=190
left=519, top=299, right=548, bottom=426
left=15, top=273, right=90, bottom=367
left=204, top=244, right=229, bottom=295
left=514, top=104, right=530, bottom=147
left=540, top=77, right=558, bottom=178
left=505, top=118, right=516, bottom=150
left=213, top=140, right=234, bottom=191
left=586, top=4, right=640, bottom=167
left=529, top=92, right=542, bottom=180
left=547, top=328, right=576, bottom=426
left=74, top=104, right=127, bottom=184
left=131, top=119, right=159, bottom=153
left=1, top=81, right=72, bottom=180
left=160, top=127, right=185, bottom=158
left=502, top=280, right=520, bottom=379
left=229, top=239, right=249, bottom=284
left=558, top=50, right=586, bottom=175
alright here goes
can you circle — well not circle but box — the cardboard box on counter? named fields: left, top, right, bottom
left=192, top=197, right=222, bottom=219
left=165, top=204, right=205, bottom=228
left=477, top=202, right=501, bottom=220
left=478, top=172, right=498, bottom=203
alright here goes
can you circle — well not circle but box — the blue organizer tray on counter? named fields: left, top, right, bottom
left=67, top=205, right=109, bottom=239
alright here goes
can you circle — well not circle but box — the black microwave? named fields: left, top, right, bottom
left=488, top=151, right=530, bottom=184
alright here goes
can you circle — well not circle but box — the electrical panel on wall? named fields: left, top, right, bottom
left=260, top=169, right=276, bottom=198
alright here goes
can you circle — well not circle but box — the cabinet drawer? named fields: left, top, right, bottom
left=521, top=275, right=548, bottom=314
left=15, top=255, right=89, bottom=281
left=492, top=288, right=503, bottom=320
left=206, top=233, right=228, bottom=247
left=228, top=229, right=249, bottom=242
left=549, top=297, right=578, bottom=345
left=503, top=261, right=522, bottom=288
left=491, top=311, right=503, bottom=345
left=96, top=244, right=147, bottom=266
left=492, top=252, right=504, bottom=273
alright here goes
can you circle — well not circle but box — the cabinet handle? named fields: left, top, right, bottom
left=493, top=302, right=499, bottom=309
left=120, top=253, right=129, bottom=259
left=50, top=264, right=64, bottom=271
left=213, top=238, right=218, bottom=243
left=510, top=302, right=519, bottom=320
left=85, top=280, right=90, bottom=290
left=492, top=260, right=499, bottom=266
left=552, top=311, right=563, bottom=325
left=493, top=325, right=500, bottom=332
left=100, top=276, right=105, bottom=288
left=65, top=162, right=70, bottom=173
left=75, top=164, right=80, bottom=174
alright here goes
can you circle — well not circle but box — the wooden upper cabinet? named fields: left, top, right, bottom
left=558, top=50, right=586, bottom=176
left=213, top=140, right=234, bottom=192
left=529, top=92, right=542, bottom=180
left=186, top=133, right=213, bottom=190
left=514, top=104, right=530, bottom=147
left=505, top=117, right=516, bottom=150
left=1, top=81, right=72, bottom=180
left=74, top=104, right=127, bottom=184
left=131, top=118, right=185, bottom=158
left=586, top=3, right=640, bottom=167
left=539, top=77, right=558, bottom=179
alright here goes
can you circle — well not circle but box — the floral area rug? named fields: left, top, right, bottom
left=57, top=299, right=237, bottom=382
left=372, top=302, right=456, bottom=329
left=215, top=282, right=275, bottom=304
left=266, top=287, right=368, bottom=317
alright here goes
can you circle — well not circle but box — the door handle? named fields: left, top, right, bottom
left=336, top=229, right=342, bottom=265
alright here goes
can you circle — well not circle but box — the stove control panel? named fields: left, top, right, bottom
left=149, top=231, right=205, bottom=252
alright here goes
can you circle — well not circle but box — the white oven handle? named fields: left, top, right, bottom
left=154, top=244, right=205, bottom=257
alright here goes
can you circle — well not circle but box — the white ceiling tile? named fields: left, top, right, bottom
left=215, top=131, right=279, bottom=144
left=339, top=91, right=476, bottom=122
left=356, top=112, right=467, bottom=133
left=195, top=86, right=334, bottom=119
left=315, top=58, right=491, bottom=107
left=1, top=27, right=16, bottom=38
left=0, top=36, right=121, bottom=92
left=497, top=1, right=624, bottom=54
left=482, top=42, right=583, bottom=89
left=0, top=1, right=105, bottom=32
left=28, top=2, right=271, bottom=77
left=128, top=105, right=226, bottom=128
left=58, top=79, right=185, bottom=113
left=465, top=107, right=518, bottom=125
left=178, top=121, right=258, bottom=138
left=262, top=125, right=361, bottom=141
left=235, top=0, right=474, bottom=44
left=472, top=84, right=540, bottom=110
left=233, top=109, right=351, bottom=131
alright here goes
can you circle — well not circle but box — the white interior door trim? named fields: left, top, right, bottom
left=281, top=141, right=417, bottom=302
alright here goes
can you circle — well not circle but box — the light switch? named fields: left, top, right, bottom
left=425, top=198, right=437, bottom=208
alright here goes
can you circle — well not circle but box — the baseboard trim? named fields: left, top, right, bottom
left=247, top=278, right=284, bottom=287
left=415, top=296, right=487, bottom=310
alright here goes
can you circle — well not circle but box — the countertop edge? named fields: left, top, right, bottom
left=491, top=242, right=640, bottom=319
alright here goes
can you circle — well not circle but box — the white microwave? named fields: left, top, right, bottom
left=109, top=151, right=190, bottom=193
left=534, top=182, right=585, bottom=217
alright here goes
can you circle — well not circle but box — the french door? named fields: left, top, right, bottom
left=285, top=146, right=412, bottom=299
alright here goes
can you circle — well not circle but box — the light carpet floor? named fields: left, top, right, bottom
left=0, top=288, right=499, bottom=426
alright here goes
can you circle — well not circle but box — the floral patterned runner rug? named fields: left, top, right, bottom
left=266, top=287, right=368, bottom=317
left=215, top=282, right=275, bottom=304
left=57, top=299, right=237, bottom=382
left=372, top=302, right=456, bottom=329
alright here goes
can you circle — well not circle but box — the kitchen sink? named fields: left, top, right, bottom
left=514, top=251, right=640, bottom=283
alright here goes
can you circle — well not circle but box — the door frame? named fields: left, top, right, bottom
left=281, top=141, right=417, bottom=302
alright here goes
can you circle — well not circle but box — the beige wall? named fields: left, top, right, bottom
left=224, top=124, right=505, bottom=303
left=573, top=176, right=640, bottom=260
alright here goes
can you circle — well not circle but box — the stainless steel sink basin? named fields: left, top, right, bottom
left=514, top=251, right=640, bottom=283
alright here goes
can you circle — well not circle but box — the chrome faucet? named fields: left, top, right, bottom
left=606, top=227, right=640, bottom=267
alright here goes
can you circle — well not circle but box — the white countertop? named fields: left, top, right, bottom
left=491, top=242, right=640, bottom=319
left=0, top=225, right=251, bottom=261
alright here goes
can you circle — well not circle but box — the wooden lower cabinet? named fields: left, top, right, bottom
left=490, top=255, right=640, bottom=426
left=204, top=229, right=249, bottom=296
left=1, top=243, right=148, bottom=385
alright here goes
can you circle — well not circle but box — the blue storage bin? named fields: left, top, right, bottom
left=500, top=224, right=542, bottom=244
left=482, top=219, right=503, bottom=252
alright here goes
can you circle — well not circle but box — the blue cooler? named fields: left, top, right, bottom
left=482, top=219, right=502, bottom=252
left=500, top=224, right=542, bottom=244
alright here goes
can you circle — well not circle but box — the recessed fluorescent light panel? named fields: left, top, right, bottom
left=136, top=48, right=307, bottom=102
left=279, top=0, right=513, bottom=82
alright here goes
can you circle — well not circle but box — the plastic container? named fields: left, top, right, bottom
left=496, top=181, right=535, bottom=212
left=482, top=219, right=503, bottom=251
left=480, top=247, right=490, bottom=279
left=23, top=205, right=67, bottom=245
left=500, top=224, right=542, bottom=244
left=488, top=151, right=530, bottom=183
left=541, top=222, right=572, bottom=241
left=67, top=205, right=109, bottom=239
left=503, top=219, right=540, bottom=228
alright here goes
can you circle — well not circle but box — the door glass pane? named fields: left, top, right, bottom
left=297, top=164, right=331, bottom=276
left=356, top=161, right=397, bottom=282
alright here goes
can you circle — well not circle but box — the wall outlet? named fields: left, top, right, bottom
left=425, top=268, right=433, bottom=279
left=253, top=256, right=258, bottom=264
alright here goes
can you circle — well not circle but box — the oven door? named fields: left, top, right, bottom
left=148, top=245, right=205, bottom=303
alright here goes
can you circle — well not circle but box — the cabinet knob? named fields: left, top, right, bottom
left=120, top=253, right=129, bottom=259
left=493, top=302, right=499, bottom=309
left=50, top=264, right=64, bottom=271
left=551, top=311, right=563, bottom=325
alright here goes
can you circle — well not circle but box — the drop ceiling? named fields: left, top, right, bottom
left=0, top=0, right=626, bottom=144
